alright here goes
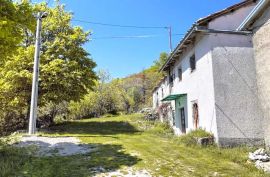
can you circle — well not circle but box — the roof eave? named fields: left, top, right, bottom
left=159, top=24, right=197, bottom=72
left=198, top=0, right=257, bottom=26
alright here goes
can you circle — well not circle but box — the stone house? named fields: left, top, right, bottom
left=152, top=0, right=264, bottom=146
left=238, top=0, right=270, bottom=146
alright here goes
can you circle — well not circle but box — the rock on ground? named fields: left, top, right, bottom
left=255, top=161, right=270, bottom=173
left=249, top=148, right=270, bottom=173
left=14, top=136, right=95, bottom=156
left=249, top=148, right=270, bottom=162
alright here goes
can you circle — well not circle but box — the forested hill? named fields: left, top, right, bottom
left=121, top=52, right=168, bottom=109
left=68, top=52, right=168, bottom=120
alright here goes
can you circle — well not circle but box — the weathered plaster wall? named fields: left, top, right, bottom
left=208, top=3, right=256, bottom=30
left=252, top=5, right=270, bottom=146
left=211, top=34, right=264, bottom=146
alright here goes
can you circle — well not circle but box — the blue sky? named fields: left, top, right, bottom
left=37, top=0, right=241, bottom=78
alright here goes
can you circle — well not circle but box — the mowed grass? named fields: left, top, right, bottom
left=0, top=114, right=269, bottom=177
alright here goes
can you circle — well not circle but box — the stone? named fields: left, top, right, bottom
left=254, top=148, right=266, bottom=155
left=249, top=148, right=270, bottom=162
left=255, top=161, right=270, bottom=173
left=197, top=137, right=214, bottom=146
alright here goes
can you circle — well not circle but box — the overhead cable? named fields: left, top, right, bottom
left=72, top=19, right=169, bottom=29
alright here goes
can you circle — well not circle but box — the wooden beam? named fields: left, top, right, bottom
left=181, top=45, right=188, bottom=48
left=176, top=50, right=182, bottom=55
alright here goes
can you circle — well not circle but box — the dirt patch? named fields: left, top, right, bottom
left=14, top=136, right=95, bottom=157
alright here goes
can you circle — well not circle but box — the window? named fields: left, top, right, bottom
left=180, top=107, right=186, bottom=133
left=189, top=54, right=196, bottom=72
left=168, top=70, right=174, bottom=85
left=178, top=66, right=182, bottom=81
left=172, top=110, right=176, bottom=126
left=169, top=75, right=174, bottom=85
left=156, top=92, right=159, bottom=107
left=161, top=88, right=164, bottom=98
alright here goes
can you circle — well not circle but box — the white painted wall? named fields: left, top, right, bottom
left=152, top=78, right=169, bottom=110
left=208, top=3, right=256, bottom=30
left=167, top=34, right=217, bottom=137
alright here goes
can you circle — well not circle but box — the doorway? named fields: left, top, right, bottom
left=192, top=102, right=199, bottom=129
left=180, top=107, right=186, bottom=133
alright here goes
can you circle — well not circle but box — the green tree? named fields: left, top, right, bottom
left=0, top=0, right=34, bottom=64
left=0, top=2, right=97, bottom=132
left=153, top=52, right=168, bottom=70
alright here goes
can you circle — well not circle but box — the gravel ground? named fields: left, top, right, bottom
left=14, top=136, right=95, bottom=157
left=14, top=136, right=151, bottom=176
left=91, top=167, right=152, bottom=177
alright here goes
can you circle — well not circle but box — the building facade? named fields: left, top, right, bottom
left=153, top=0, right=264, bottom=146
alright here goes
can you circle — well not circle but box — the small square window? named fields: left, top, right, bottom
left=178, top=67, right=182, bottom=81
left=190, top=54, right=196, bottom=72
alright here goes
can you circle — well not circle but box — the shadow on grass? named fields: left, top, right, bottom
left=0, top=143, right=141, bottom=177
left=47, top=121, right=140, bottom=135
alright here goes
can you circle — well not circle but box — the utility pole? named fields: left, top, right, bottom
left=28, top=12, right=48, bottom=135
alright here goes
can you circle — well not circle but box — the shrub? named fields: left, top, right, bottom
left=157, top=103, right=172, bottom=122
left=151, top=121, right=174, bottom=136
left=0, top=108, right=28, bottom=136
left=187, top=128, right=213, bottom=138
left=178, top=128, right=214, bottom=146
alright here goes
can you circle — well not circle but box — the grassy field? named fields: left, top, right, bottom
left=0, top=114, right=269, bottom=177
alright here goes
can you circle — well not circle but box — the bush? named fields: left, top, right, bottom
left=178, top=128, right=214, bottom=146
left=187, top=128, right=213, bottom=138
left=151, top=121, right=173, bottom=135
left=0, top=108, right=28, bottom=136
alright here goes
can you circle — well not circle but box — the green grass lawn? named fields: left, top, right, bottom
left=0, top=114, right=269, bottom=177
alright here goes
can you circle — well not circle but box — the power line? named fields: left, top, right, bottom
left=91, top=33, right=185, bottom=40
left=72, top=19, right=169, bottom=29
left=92, top=35, right=159, bottom=40
left=72, top=19, right=185, bottom=51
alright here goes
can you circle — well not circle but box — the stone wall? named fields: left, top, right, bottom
left=252, top=5, right=270, bottom=146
